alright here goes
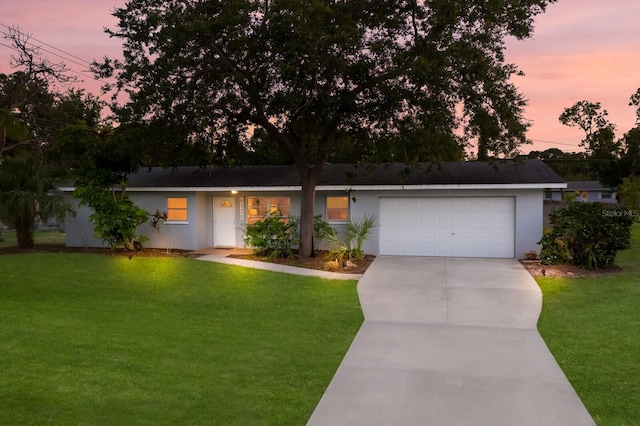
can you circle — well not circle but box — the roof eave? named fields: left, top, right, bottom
left=61, top=183, right=567, bottom=192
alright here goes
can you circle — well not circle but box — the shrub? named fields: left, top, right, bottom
left=538, top=229, right=572, bottom=265
left=619, top=176, right=640, bottom=220
left=75, top=182, right=148, bottom=251
left=313, top=214, right=333, bottom=249
left=538, top=202, right=633, bottom=269
left=87, top=197, right=149, bottom=251
left=524, top=250, right=539, bottom=260
left=324, top=214, right=377, bottom=262
left=244, top=214, right=300, bottom=259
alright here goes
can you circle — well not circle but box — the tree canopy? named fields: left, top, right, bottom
left=96, top=0, right=556, bottom=256
left=559, top=92, right=640, bottom=188
left=0, top=27, right=105, bottom=247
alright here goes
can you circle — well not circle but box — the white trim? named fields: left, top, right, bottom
left=317, top=183, right=568, bottom=190
left=61, top=183, right=566, bottom=192
left=127, top=186, right=302, bottom=192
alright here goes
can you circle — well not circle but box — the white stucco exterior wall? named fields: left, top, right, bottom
left=65, top=187, right=547, bottom=258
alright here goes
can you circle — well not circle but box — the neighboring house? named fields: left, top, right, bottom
left=545, top=180, right=617, bottom=204
left=61, top=160, right=566, bottom=259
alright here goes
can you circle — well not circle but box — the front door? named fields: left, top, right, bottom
left=214, top=197, right=236, bottom=247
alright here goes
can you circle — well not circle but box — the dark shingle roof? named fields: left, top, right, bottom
left=566, top=181, right=611, bottom=191
left=123, top=160, right=564, bottom=189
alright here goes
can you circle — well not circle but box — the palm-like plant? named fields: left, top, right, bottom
left=324, top=214, right=377, bottom=262
left=0, top=150, right=68, bottom=248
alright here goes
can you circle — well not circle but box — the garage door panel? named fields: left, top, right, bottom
left=399, top=228, right=417, bottom=239
left=380, top=211, right=399, bottom=226
left=380, top=197, right=515, bottom=258
left=419, top=228, right=436, bottom=239
left=452, top=213, right=472, bottom=225
left=417, top=212, right=436, bottom=224
left=398, top=212, right=418, bottom=225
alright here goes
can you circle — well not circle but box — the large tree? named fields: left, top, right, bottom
left=96, top=0, right=555, bottom=257
left=0, top=27, right=100, bottom=246
left=0, top=26, right=79, bottom=158
left=559, top=93, right=640, bottom=188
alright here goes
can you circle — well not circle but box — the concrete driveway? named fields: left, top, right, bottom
left=307, top=256, right=595, bottom=426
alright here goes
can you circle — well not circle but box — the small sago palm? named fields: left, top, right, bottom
left=346, top=214, right=377, bottom=260
left=325, top=214, right=377, bottom=262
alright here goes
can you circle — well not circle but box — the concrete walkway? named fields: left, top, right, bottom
left=195, top=249, right=363, bottom=280
left=307, top=256, right=595, bottom=426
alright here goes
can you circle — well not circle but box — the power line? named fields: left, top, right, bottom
left=0, top=27, right=112, bottom=86
left=0, top=22, right=93, bottom=66
left=0, top=28, right=90, bottom=70
left=530, top=138, right=581, bottom=147
left=0, top=39, right=94, bottom=84
left=0, top=41, right=16, bottom=51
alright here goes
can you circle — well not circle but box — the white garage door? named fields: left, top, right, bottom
left=379, top=197, right=515, bottom=258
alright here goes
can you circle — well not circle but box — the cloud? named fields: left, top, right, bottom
left=505, top=0, right=640, bottom=151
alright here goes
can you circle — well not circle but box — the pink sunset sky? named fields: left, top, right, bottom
left=1, top=0, right=639, bottom=154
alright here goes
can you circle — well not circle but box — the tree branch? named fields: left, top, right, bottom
left=4, top=26, right=79, bottom=85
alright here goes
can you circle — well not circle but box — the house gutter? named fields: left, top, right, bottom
left=59, top=183, right=567, bottom=192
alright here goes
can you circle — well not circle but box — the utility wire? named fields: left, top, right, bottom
left=0, top=22, right=93, bottom=66
left=0, top=28, right=90, bottom=70
left=0, top=27, right=111, bottom=85
left=530, top=138, right=581, bottom=147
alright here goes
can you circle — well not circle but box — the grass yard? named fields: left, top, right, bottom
left=537, top=224, right=640, bottom=425
left=0, top=230, right=65, bottom=248
left=0, top=253, right=363, bottom=425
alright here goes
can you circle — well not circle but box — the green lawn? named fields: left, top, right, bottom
left=537, top=224, right=640, bottom=425
left=0, top=229, right=65, bottom=248
left=0, top=253, right=363, bottom=425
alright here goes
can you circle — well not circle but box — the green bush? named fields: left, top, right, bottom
left=87, top=196, right=149, bottom=251
left=75, top=183, right=149, bottom=251
left=313, top=214, right=333, bottom=249
left=324, top=214, right=377, bottom=262
left=619, top=176, right=640, bottom=221
left=538, top=229, right=572, bottom=265
left=539, top=202, right=634, bottom=269
left=243, top=214, right=300, bottom=259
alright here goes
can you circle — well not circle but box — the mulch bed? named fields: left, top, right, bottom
left=520, top=260, right=622, bottom=278
left=228, top=250, right=375, bottom=275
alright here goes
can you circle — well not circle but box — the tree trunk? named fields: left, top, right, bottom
left=0, top=125, right=6, bottom=157
left=15, top=205, right=36, bottom=248
left=298, top=171, right=320, bottom=258
left=16, top=223, right=34, bottom=248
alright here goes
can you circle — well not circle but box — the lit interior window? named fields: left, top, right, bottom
left=167, top=197, right=188, bottom=221
left=326, top=196, right=349, bottom=221
left=246, top=196, right=290, bottom=224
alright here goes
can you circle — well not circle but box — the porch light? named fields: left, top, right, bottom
left=231, top=189, right=238, bottom=194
